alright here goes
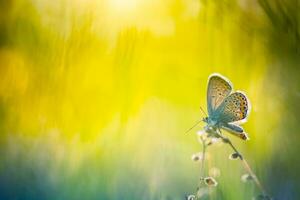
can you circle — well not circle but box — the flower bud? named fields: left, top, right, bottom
left=204, top=177, right=218, bottom=187
left=229, top=152, right=241, bottom=160
left=241, top=174, right=253, bottom=182
left=191, top=153, right=203, bottom=162
left=186, top=195, right=196, bottom=200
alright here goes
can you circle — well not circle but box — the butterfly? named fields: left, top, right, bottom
left=202, top=73, right=251, bottom=140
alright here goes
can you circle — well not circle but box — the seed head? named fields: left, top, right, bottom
left=191, top=153, right=203, bottom=162
left=229, top=152, right=241, bottom=160
left=186, top=195, right=196, bottom=200
left=204, top=177, right=218, bottom=187
left=241, top=174, right=253, bottom=182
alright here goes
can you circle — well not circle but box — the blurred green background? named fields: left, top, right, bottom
left=0, top=0, right=299, bottom=199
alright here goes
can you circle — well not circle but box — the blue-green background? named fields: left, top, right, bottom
left=0, top=0, right=299, bottom=199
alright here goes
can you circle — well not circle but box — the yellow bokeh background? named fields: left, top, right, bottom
left=0, top=0, right=299, bottom=199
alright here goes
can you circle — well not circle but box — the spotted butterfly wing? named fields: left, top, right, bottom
left=216, top=91, right=250, bottom=124
left=222, top=123, right=249, bottom=140
left=207, top=74, right=232, bottom=117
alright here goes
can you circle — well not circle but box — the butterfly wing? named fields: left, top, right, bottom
left=221, top=123, right=249, bottom=140
left=207, top=74, right=232, bottom=117
left=216, top=91, right=250, bottom=124
left=222, top=123, right=244, bottom=132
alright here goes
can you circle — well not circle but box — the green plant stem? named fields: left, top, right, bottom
left=200, top=137, right=207, bottom=179
left=195, top=137, right=207, bottom=199
left=218, top=132, right=267, bottom=196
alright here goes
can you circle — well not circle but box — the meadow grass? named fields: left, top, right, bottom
left=0, top=0, right=300, bottom=199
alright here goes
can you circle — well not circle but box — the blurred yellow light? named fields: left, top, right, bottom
left=109, top=0, right=138, bottom=13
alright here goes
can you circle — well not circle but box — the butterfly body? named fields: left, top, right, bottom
left=203, top=73, right=250, bottom=140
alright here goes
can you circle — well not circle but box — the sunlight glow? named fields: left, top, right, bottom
left=109, top=0, right=139, bottom=13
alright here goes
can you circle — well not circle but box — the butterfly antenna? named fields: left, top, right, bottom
left=185, top=119, right=202, bottom=134
left=200, top=106, right=208, bottom=117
